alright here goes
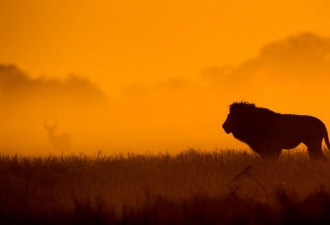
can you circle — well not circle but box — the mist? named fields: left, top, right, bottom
left=109, top=32, right=330, bottom=152
left=0, top=65, right=108, bottom=155
left=1, top=33, right=330, bottom=155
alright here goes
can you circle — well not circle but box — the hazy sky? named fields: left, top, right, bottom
left=1, top=0, right=330, bottom=93
left=1, top=1, right=330, bottom=154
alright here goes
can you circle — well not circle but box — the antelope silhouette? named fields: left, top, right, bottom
left=44, top=118, right=72, bottom=152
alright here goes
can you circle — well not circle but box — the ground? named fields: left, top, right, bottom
left=1, top=149, right=330, bottom=224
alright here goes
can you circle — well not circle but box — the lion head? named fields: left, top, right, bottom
left=222, top=102, right=257, bottom=134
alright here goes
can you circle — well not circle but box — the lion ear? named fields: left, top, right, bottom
left=229, top=102, right=256, bottom=113
left=239, top=101, right=255, bottom=107
left=229, top=102, right=238, bottom=112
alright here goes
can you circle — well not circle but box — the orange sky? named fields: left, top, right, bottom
left=1, top=1, right=330, bottom=155
left=1, top=0, right=330, bottom=92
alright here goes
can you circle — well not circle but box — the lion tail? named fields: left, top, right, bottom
left=324, top=125, right=330, bottom=151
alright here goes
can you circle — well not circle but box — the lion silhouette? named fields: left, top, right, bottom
left=222, top=102, right=330, bottom=160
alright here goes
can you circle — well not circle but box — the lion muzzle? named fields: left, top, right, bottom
left=222, top=123, right=231, bottom=134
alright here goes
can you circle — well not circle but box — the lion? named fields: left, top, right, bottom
left=222, top=102, right=330, bottom=160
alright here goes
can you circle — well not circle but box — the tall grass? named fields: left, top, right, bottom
left=1, top=149, right=330, bottom=224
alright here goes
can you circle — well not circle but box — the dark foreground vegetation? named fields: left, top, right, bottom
left=1, top=150, right=330, bottom=224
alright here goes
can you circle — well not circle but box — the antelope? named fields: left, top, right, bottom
left=44, top=118, right=72, bottom=152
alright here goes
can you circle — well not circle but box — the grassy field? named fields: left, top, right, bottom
left=1, top=149, right=330, bottom=224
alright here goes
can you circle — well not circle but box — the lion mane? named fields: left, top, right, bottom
left=222, top=102, right=330, bottom=159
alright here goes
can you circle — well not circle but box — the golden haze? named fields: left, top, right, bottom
left=0, top=1, right=330, bottom=154
left=1, top=33, right=330, bottom=154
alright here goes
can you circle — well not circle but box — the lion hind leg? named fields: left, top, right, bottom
left=307, top=141, right=326, bottom=160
